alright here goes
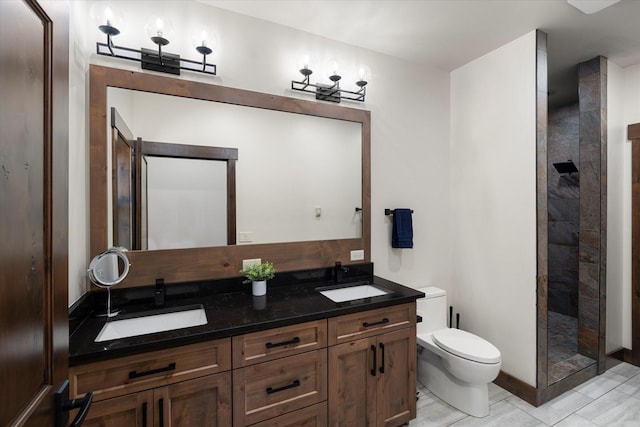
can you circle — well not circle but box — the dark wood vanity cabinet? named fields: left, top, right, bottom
left=69, top=339, right=232, bottom=426
left=69, top=304, right=416, bottom=426
left=328, top=303, right=417, bottom=427
left=81, top=374, right=232, bottom=427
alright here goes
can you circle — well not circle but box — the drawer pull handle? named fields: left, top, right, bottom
left=363, top=318, right=389, bottom=328
left=371, top=345, right=377, bottom=376
left=266, top=336, right=301, bottom=349
left=129, top=362, right=176, bottom=379
left=266, top=379, right=301, bottom=394
left=379, top=342, right=385, bottom=374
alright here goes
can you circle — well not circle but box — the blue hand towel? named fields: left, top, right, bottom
left=392, top=209, right=413, bottom=248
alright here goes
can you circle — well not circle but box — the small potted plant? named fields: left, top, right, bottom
left=240, top=261, right=276, bottom=296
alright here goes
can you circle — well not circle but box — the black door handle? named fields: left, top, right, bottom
left=265, top=336, right=301, bottom=349
left=371, top=345, right=377, bottom=376
left=55, top=379, right=93, bottom=427
left=129, top=362, right=176, bottom=379
left=363, top=318, right=389, bottom=328
left=379, top=342, right=385, bottom=374
left=266, top=379, right=301, bottom=394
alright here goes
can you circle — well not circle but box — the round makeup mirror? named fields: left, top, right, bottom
left=88, top=247, right=130, bottom=317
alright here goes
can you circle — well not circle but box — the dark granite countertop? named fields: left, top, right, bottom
left=69, top=263, right=424, bottom=366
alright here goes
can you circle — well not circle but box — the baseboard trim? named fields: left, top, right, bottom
left=494, top=370, right=537, bottom=406
left=497, top=350, right=636, bottom=408
left=607, top=348, right=634, bottom=365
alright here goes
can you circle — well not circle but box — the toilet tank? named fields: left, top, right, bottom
left=416, top=286, right=448, bottom=334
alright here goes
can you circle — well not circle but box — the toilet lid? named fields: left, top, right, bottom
left=432, top=328, right=501, bottom=364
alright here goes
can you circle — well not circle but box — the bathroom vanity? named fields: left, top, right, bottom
left=68, top=266, right=422, bottom=426
left=75, top=66, right=419, bottom=425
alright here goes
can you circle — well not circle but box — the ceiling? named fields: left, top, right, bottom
left=201, top=0, right=640, bottom=108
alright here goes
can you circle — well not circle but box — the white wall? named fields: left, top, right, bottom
left=68, top=1, right=90, bottom=305
left=450, top=31, right=538, bottom=386
left=608, top=62, right=640, bottom=351
left=68, top=1, right=451, bottom=304
left=607, top=60, right=625, bottom=353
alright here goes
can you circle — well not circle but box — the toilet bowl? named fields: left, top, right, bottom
left=416, top=287, right=501, bottom=417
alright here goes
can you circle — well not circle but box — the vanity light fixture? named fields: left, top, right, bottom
left=96, top=11, right=217, bottom=76
left=291, top=61, right=369, bottom=103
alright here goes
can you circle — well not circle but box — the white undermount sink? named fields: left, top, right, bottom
left=95, top=305, right=208, bottom=342
left=318, top=283, right=390, bottom=303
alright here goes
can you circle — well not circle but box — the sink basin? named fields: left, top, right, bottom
left=318, top=282, right=390, bottom=303
left=95, top=305, right=207, bottom=342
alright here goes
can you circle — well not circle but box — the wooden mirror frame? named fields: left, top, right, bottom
left=90, top=64, right=371, bottom=288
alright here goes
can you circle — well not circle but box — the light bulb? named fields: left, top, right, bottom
left=91, top=2, right=124, bottom=35
left=356, top=64, right=371, bottom=87
left=296, top=54, right=313, bottom=76
left=326, top=59, right=341, bottom=82
left=145, top=15, right=174, bottom=45
left=192, top=28, right=217, bottom=55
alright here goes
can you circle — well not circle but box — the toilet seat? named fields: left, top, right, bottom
left=432, top=328, right=501, bottom=364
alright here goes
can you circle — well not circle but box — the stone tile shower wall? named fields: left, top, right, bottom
left=548, top=104, right=580, bottom=317
left=577, top=57, right=607, bottom=363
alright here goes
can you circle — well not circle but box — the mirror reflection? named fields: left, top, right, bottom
left=88, top=247, right=130, bottom=288
left=107, top=87, right=363, bottom=251
left=146, top=156, right=229, bottom=250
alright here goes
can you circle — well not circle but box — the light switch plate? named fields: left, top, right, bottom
left=242, top=258, right=261, bottom=269
left=350, top=250, right=365, bottom=261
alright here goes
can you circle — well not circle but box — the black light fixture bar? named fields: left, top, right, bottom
left=96, top=42, right=217, bottom=76
left=291, top=74, right=366, bottom=103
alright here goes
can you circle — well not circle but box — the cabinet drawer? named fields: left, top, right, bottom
left=233, top=349, right=327, bottom=426
left=233, top=319, right=327, bottom=367
left=249, top=402, right=327, bottom=427
left=328, top=303, right=415, bottom=345
left=69, top=338, right=231, bottom=401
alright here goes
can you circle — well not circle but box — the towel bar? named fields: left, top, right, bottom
left=385, top=209, right=414, bottom=216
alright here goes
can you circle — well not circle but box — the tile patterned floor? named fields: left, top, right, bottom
left=548, top=311, right=596, bottom=384
left=410, top=362, right=640, bottom=426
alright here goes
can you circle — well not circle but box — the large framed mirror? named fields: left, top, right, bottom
left=90, top=65, right=371, bottom=287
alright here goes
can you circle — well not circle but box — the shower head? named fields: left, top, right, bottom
left=552, top=160, right=578, bottom=175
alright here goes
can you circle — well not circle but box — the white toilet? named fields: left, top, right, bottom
left=416, top=287, right=502, bottom=417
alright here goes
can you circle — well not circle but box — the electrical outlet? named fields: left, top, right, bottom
left=238, top=231, right=253, bottom=243
left=242, top=258, right=261, bottom=269
left=350, top=249, right=365, bottom=261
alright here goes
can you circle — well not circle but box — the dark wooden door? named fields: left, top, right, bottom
left=376, top=328, right=416, bottom=427
left=328, top=337, right=377, bottom=427
left=0, top=0, right=69, bottom=425
left=156, top=373, right=232, bottom=426
left=111, top=107, right=137, bottom=250
left=82, top=392, right=153, bottom=427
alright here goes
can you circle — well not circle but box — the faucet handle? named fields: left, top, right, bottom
left=154, top=278, right=165, bottom=306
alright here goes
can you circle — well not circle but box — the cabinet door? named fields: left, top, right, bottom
left=155, top=372, right=232, bottom=427
left=376, top=327, right=416, bottom=427
left=82, top=391, right=153, bottom=427
left=328, top=337, right=377, bottom=427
